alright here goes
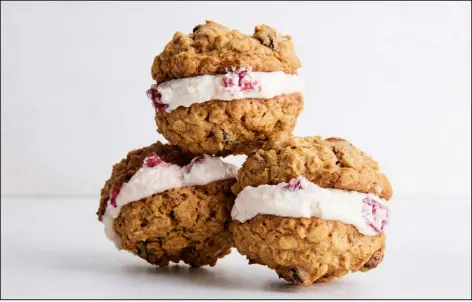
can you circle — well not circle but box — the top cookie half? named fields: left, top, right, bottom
left=233, top=134, right=392, bottom=200
left=151, top=21, right=302, bottom=84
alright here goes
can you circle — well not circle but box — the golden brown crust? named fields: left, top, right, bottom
left=154, top=93, right=303, bottom=156
left=97, top=141, right=194, bottom=220
left=151, top=21, right=302, bottom=84
left=116, top=178, right=236, bottom=268
left=233, top=134, right=392, bottom=200
left=230, top=215, right=385, bottom=286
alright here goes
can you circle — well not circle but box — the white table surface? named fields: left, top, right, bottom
left=1, top=196, right=471, bottom=299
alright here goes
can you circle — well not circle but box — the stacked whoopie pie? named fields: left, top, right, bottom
left=97, top=21, right=392, bottom=285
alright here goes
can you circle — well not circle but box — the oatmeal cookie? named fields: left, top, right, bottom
left=97, top=141, right=237, bottom=267
left=230, top=135, right=392, bottom=285
left=147, top=21, right=304, bottom=156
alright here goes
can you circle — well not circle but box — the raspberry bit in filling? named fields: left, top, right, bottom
left=143, top=152, right=163, bottom=168
left=284, top=177, right=304, bottom=191
left=222, top=67, right=261, bottom=94
left=146, top=85, right=169, bottom=112
left=362, top=196, right=389, bottom=233
left=108, top=187, right=121, bottom=208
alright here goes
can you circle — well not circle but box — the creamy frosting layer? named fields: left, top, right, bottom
left=102, top=154, right=238, bottom=248
left=146, top=68, right=305, bottom=112
left=231, top=176, right=389, bottom=236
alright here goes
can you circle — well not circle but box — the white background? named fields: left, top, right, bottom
left=1, top=2, right=471, bottom=299
left=1, top=1, right=471, bottom=198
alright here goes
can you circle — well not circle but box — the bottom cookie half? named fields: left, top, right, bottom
left=155, top=93, right=303, bottom=156
left=230, top=215, right=385, bottom=286
left=114, top=178, right=236, bottom=268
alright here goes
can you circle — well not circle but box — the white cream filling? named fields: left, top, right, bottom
left=147, top=68, right=305, bottom=112
left=102, top=154, right=238, bottom=248
left=231, top=176, right=389, bottom=236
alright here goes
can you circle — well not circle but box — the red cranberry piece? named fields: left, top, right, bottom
left=146, top=86, right=169, bottom=112
left=109, top=187, right=121, bottom=208
left=237, top=70, right=255, bottom=91
left=143, top=152, right=163, bottom=168
left=222, top=76, right=235, bottom=87
left=222, top=68, right=257, bottom=91
left=362, top=196, right=389, bottom=233
left=240, top=81, right=254, bottom=91
left=238, top=70, right=260, bottom=91
left=152, top=100, right=169, bottom=112
left=284, top=178, right=304, bottom=191
left=146, top=87, right=161, bottom=101
left=238, top=70, right=248, bottom=82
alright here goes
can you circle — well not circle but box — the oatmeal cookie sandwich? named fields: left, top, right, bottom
left=230, top=134, right=393, bottom=285
left=147, top=21, right=305, bottom=156
left=97, top=141, right=238, bottom=267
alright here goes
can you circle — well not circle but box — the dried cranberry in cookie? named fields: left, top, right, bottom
left=147, top=21, right=305, bottom=156
left=230, top=135, right=393, bottom=285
